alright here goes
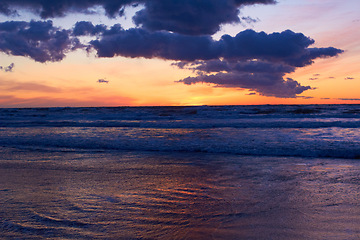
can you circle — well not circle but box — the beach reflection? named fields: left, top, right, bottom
left=1, top=150, right=360, bottom=239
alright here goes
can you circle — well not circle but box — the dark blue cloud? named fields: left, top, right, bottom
left=87, top=27, right=341, bottom=98
left=73, top=21, right=107, bottom=36
left=97, top=78, right=109, bottom=84
left=0, top=0, right=275, bottom=35
left=0, top=0, right=139, bottom=18
left=133, top=0, right=239, bottom=35
left=89, top=28, right=343, bottom=66
left=0, top=20, right=80, bottom=62
left=174, top=57, right=312, bottom=98
left=178, top=73, right=312, bottom=98
left=133, top=0, right=276, bottom=35
left=234, top=0, right=276, bottom=4
left=175, top=59, right=295, bottom=74
left=90, top=28, right=222, bottom=60
left=219, top=29, right=336, bottom=67
left=0, top=3, right=17, bottom=16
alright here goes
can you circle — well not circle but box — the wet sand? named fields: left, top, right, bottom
left=1, top=148, right=360, bottom=239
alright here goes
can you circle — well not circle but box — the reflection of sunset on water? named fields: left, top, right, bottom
left=2, top=149, right=360, bottom=239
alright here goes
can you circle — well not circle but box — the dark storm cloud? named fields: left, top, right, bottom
left=0, top=0, right=139, bottom=18
left=0, top=20, right=80, bottom=62
left=90, top=28, right=343, bottom=66
left=220, top=30, right=343, bottom=67
left=133, top=0, right=236, bottom=35
left=172, top=59, right=306, bottom=97
left=178, top=73, right=312, bottom=98
left=174, top=59, right=295, bottom=74
left=73, top=21, right=107, bottom=36
left=0, top=0, right=275, bottom=35
left=133, top=0, right=275, bottom=35
left=90, top=28, right=222, bottom=60
left=73, top=21, right=125, bottom=37
left=0, top=2, right=17, bottom=16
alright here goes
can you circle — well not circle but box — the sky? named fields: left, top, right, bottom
left=0, top=0, right=359, bottom=107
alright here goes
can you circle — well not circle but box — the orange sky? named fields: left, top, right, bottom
left=0, top=0, right=359, bottom=107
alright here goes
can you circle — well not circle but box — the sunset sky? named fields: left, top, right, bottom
left=0, top=0, right=359, bottom=107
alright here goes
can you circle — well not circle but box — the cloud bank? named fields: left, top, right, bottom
left=0, top=0, right=344, bottom=98
left=0, top=20, right=80, bottom=62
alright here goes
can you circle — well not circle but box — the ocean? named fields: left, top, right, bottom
left=1, top=104, right=360, bottom=239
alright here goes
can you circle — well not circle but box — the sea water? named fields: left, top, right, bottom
left=1, top=105, right=360, bottom=239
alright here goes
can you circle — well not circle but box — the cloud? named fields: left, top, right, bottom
left=0, top=0, right=277, bottom=25
left=297, top=96, right=314, bottom=99
left=97, top=78, right=109, bottom=84
left=0, top=0, right=276, bottom=35
left=89, top=28, right=343, bottom=66
left=7, top=82, right=61, bottom=92
left=0, top=20, right=340, bottom=97
left=345, top=77, right=355, bottom=80
left=174, top=59, right=295, bottom=73
left=0, top=20, right=81, bottom=62
left=178, top=72, right=312, bottom=98
left=73, top=21, right=107, bottom=36
left=320, top=97, right=360, bottom=101
left=0, top=0, right=345, bottom=98
left=133, top=0, right=275, bottom=35
left=5, top=63, right=14, bottom=72
left=0, top=79, right=61, bottom=92
left=89, top=28, right=221, bottom=61
left=0, top=63, right=14, bottom=72
left=0, top=0, right=139, bottom=18
left=172, top=58, right=311, bottom=97
left=0, top=94, right=134, bottom=108
left=337, top=98, right=360, bottom=101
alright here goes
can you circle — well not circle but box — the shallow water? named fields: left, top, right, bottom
left=1, top=148, right=360, bottom=239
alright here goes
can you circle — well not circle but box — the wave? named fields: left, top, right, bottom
left=1, top=126, right=359, bottom=159
left=1, top=118, right=360, bottom=128
left=0, top=104, right=359, bottom=120
left=0, top=104, right=359, bottom=129
left=0, top=105, right=359, bottom=159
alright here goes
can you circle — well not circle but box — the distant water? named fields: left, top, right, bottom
left=0, top=104, right=359, bottom=158
left=1, top=105, right=360, bottom=239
